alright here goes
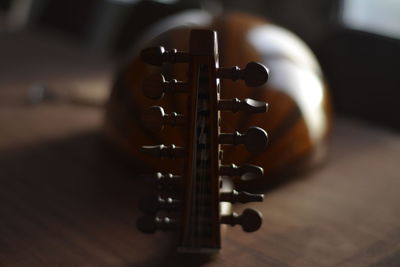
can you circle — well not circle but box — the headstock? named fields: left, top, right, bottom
left=137, top=29, right=269, bottom=252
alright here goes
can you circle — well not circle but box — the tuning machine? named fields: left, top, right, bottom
left=217, top=62, right=269, bottom=87
left=220, top=190, right=264, bottom=204
left=219, top=163, right=264, bottom=181
left=221, top=208, right=263, bottom=233
left=142, top=106, right=185, bottom=132
left=139, top=195, right=181, bottom=215
left=140, top=46, right=189, bottom=66
left=219, top=127, right=268, bottom=154
left=141, top=172, right=181, bottom=186
left=218, top=98, right=268, bottom=113
left=141, top=144, right=185, bottom=158
left=217, top=60, right=269, bottom=235
left=137, top=172, right=182, bottom=234
left=142, top=74, right=187, bottom=99
left=138, top=45, right=188, bottom=236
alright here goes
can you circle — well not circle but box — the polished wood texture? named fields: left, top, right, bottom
left=2, top=31, right=400, bottom=266
left=105, top=13, right=332, bottom=189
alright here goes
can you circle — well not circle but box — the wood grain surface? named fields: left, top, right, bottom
left=1, top=31, right=400, bottom=267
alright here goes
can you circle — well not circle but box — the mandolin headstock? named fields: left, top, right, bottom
left=136, top=29, right=269, bottom=252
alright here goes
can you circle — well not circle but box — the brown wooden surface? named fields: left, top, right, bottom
left=1, top=31, right=400, bottom=267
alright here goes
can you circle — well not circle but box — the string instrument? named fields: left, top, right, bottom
left=135, top=29, right=269, bottom=252
left=104, top=11, right=331, bottom=251
left=105, top=13, right=331, bottom=191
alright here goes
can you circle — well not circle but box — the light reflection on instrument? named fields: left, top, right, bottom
left=247, top=25, right=327, bottom=143
left=105, top=12, right=332, bottom=190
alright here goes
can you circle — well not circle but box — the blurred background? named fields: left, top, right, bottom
left=1, top=0, right=400, bottom=266
left=1, top=0, right=400, bottom=134
left=1, top=0, right=400, bottom=130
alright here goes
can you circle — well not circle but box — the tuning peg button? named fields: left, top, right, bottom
left=139, top=195, right=181, bottom=214
left=220, top=190, right=264, bottom=204
left=221, top=208, right=263, bottom=232
left=140, top=46, right=189, bottom=66
left=217, top=62, right=269, bottom=87
left=142, top=106, right=185, bottom=132
left=141, top=144, right=185, bottom=158
left=151, top=172, right=181, bottom=186
left=219, top=127, right=268, bottom=153
left=137, top=215, right=178, bottom=234
left=142, top=74, right=187, bottom=99
left=218, top=98, right=268, bottom=113
left=219, top=164, right=264, bottom=181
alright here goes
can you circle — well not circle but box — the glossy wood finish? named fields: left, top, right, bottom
left=105, top=12, right=332, bottom=189
left=214, top=14, right=332, bottom=189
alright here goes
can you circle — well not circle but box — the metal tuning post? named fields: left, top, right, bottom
left=217, top=62, right=269, bottom=87
left=142, top=74, right=187, bottom=99
left=219, top=127, right=268, bottom=153
left=140, top=46, right=189, bottom=66
left=141, top=144, right=185, bottom=158
left=218, top=98, right=268, bottom=113
left=220, top=208, right=263, bottom=233
left=142, top=106, right=185, bottom=132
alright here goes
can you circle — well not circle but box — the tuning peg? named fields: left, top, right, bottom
left=140, top=46, right=189, bottom=66
left=139, top=195, right=180, bottom=214
left=218, top=98, right=268, bottom=113
left=137, top=215, right=178, bottom=234
left=142, top=106, right=185, bottom=132
left=141, top=172, right=181, bottom=186
left=142, top=74, right=187, bottom=99
left=221, top=208, right=263, bottom=232
left=219, top=127, right=268, bottom=153
left=220, top=190, right=264, bottom=204
left=217, top=62, right=269, bottom=87
left=141, top=144, right=185, bottom=158
left=219, top=164, right=264, bottom=181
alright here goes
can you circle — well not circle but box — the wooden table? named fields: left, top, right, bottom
left=1, top=31, right=400, bottom=267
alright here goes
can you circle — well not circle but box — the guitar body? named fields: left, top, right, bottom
left=105, top=12, right=332, bottom=189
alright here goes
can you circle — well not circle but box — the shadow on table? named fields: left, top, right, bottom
left=0, top=131, right=225, bottom=266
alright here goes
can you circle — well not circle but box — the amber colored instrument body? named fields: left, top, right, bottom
left=105, top=12, right=332, bottom=190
